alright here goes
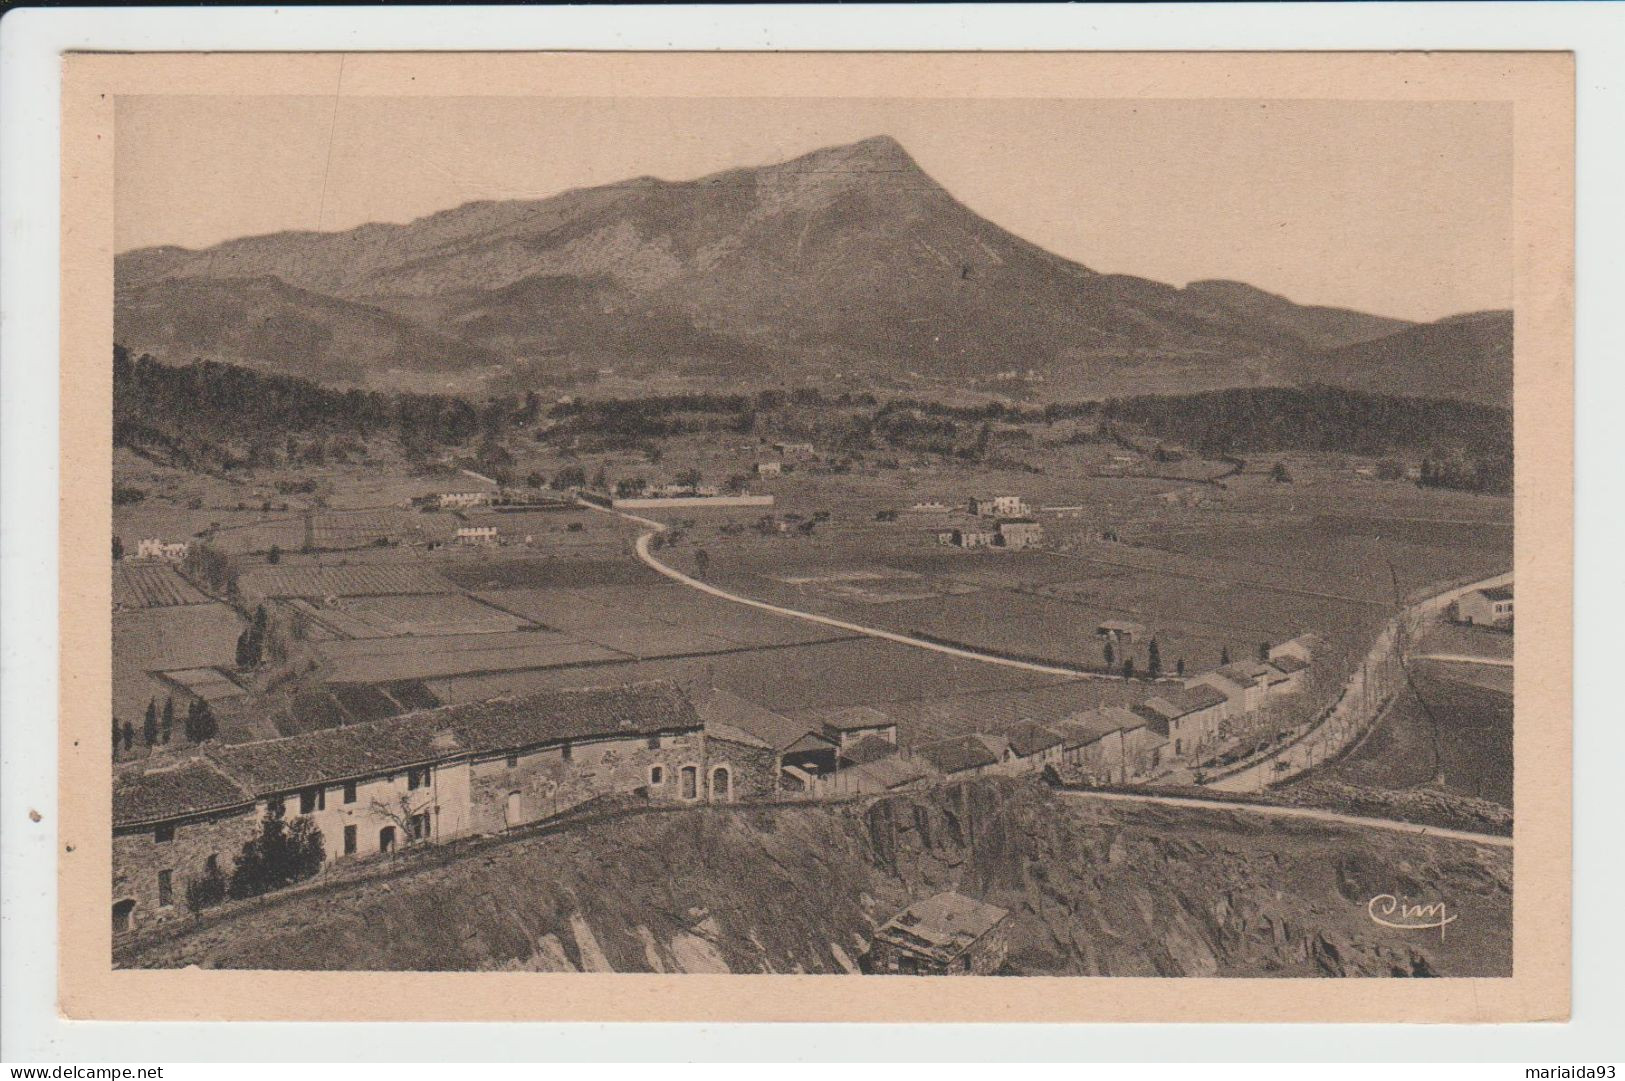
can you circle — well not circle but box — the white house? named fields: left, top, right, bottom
left=455, top=525, right=498, bottom=545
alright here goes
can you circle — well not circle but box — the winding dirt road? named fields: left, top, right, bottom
left=1058, top=789, right=1511, bottom=849
left=585, top=500, right=1112, bottom=680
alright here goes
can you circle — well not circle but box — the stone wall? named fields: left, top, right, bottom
left=705, top=735, right=780, bottom=801
left=467, top=729, right=707, bottom=834
left=112, top=807, right=257, bottom=931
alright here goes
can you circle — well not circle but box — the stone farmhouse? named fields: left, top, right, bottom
left=867, top=891, right=1011, bottom=975
left=113, top=682, right=720, bottom=933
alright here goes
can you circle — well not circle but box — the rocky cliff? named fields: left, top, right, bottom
left=118, top=781, right=1510, bottom=976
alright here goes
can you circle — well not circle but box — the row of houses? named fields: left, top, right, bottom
left=113, top=637, right=1320, bottom=934
left=930, top=518, right=1044, bottom=551
left=128, top=538, right=189, bottom=562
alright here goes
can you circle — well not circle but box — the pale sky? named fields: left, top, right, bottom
left=116, top=96, right=1511, bottom=323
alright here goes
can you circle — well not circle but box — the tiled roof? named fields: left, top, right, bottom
left=851, top=755, right=932, bottom=790
left=1005, top=722, right=1064, bottom=757
left=1175, top=683, right=1230, bottom=711
left=695, top=687, right=832, bottom=753
left=841, top=734, right=900, bottom=766
left=214, top=681, right=699, bottom=795
left=914, top=734, right=1001, bottom=775
left=876, top=892, right=1009, bottom=963
left=114, top=759, right=254, bottom=828
left=1134, top=696, right=1189, bottom=722
left=1480, top=585, right=1513, bottom=601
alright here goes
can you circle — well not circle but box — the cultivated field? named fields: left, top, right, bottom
left=112, top=602, right=246, bottom=727
left=1312, top=668, right=1513, bottom=808
left=113, top=563, right=211, bottom=609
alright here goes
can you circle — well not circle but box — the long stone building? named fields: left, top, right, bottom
left=113, top=681, right=724, bottom=934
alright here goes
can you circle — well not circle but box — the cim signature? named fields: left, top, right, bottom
left=1367, top=894, right=1458, bottom=937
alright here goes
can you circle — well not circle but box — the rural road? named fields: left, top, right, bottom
left=1205, top=570, right=1513, bottom=794
left=1058, top=789, right=1512, bottom=849
left=1412, top=653, right=1514, bottom=668
left=583, top=501, right=1114, bottom=680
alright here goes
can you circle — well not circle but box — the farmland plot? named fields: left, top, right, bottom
left=292, top=593, right=533, bottom=638
left=113, top=563, right=210, bottom=608
left=315, top=629, right=624, bottom=683
left=429, top=636, right=1077, bottom=716
left=238, top=563, right=459, bottom=600
left=113, top=603, right=246, bottom=724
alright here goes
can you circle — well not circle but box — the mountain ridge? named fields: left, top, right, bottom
left=115, top=134, right=1511, bottom=404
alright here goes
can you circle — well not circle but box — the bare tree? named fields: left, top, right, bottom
left=368, top=790, right=435, bottom=852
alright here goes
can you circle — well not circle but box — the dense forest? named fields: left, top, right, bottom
left=115, top=345, right=485, bottom=471
left=115, top=348, right=1512, bottom=493
left=1097, top=385, right=1512, bottom=493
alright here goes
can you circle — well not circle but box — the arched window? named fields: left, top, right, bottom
left=112, top=898, right=136, bottom=933
left=649, top=765, right=665, bottom=787
left=710, top=766, right=731, bottom=803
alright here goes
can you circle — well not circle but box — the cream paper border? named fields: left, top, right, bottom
left=58, top=51, right=1573, bottom=1023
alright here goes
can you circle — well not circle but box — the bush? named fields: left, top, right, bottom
left=185, top=862, right=228, bottom=912
left=228, top=806, right=325, bottom=900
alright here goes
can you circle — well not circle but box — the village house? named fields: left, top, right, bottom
left=969, top=495, right=1029, bottom=518
left=1265, top=652, right=1312, bottom=694
left=907, top=501, right=950, bottom=514
left=1450, top=584, right=1514, bottom=628
left=1000, top=723, right=1066, bottom=774
left=912, top=734, right=1003, bottom=780
left=1096, top=619, right=1149, bottom=646
left=951, top=526, right=999, bottom=549
left=1132, top=683, right=1229, bottom=762
left=867, top=892, right=1011, bottom=975
left=811, top=706, right=899, bottom=751
left=111, top=682, right=709, bottom=934
left=135, top=538, right=189, bottom=562
left=1056, top=707, right=1160, bottom=782
left=754, top=461, right=782, bottom=478
left=995, top=518, right=1044, bottom=550
left=773, top=441, right=816, bottom=459
left=695, top=687, right=840, bottom=797
left=454, top=525, right=498, bottom=546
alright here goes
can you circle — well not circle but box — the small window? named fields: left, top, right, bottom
left=113, top=899, right=135, bottom=933
left=157, top=870, right=173, bottom=908
left=646, top=735, right=660, bottom=751
left=410, top=812, right=432, bottom=841
left=408, top=767, right=429, bottom=791
left=343, top=781, right=357, bottom=804
left=299, top=787, right=324, bottom=814
left=154, top=824, right=174, bottom=844
left=649, top=765, right=665, bottom=786
left=343, top=825, right=357, bottom=855
left=680, top=765, right=698, bottom=800
left=561, top=743, right=573, bottom=762
left=267, top=795, right=285, bottom=816
left=506, top=754, right=519, bottom=769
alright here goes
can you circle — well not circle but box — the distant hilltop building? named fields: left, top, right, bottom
left=995, top=518, right=1043, bottom=550
left=867, top=892, right=1011, bottom=976
left=754, top=461, right=782, bottom=478
left=436, top=491, right=495, bottom=510
left=1450, top=583, right=1513, bottom=628
left=773, top=442, right=816, bottom=459
left=454, top=525, right=498, bottom=545
left=135, top=538, right=188, bottom=562
left=969, top=495, right=1029, bottom=518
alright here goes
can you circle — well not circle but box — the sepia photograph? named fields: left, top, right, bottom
left=43, top=48, right=1575, bottom=1025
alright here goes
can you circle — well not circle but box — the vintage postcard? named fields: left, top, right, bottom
left=58, top=51, right=1572, bottom=1022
